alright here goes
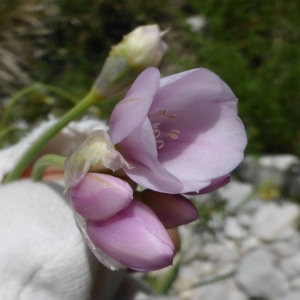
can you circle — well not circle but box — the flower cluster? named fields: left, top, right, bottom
left=70, top=172, right=198, bottom=271
left=66, top=66, right=247, bottom=271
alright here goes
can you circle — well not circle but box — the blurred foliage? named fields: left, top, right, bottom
left=1, top=0, right=300, bottom=155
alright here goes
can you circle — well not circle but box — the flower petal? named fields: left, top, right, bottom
left=87, top=200, right=175, bottom=271
left=120, top=118, right=184, bottom=193
left=141, top=190, right=199, bottom=228
left=70, top=173, right=133, bottom=221
left=109, top=67, right=160, bottom=144
left=186, top=174, right=231, bottom=195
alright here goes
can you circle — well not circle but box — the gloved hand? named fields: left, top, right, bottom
left=0, top=118, right=125, bottom=300
left=0, top=179, right=98, bottom=299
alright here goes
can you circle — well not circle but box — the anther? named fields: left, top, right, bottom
left=156, top=139, right=164, bottom=149
left=153, top=129, right=161, bottom=138
left=168, top=114, right=177, bottom=122
left=169, top=129, right=180, bottom=140
left=158, top=109, right=167, bottom=117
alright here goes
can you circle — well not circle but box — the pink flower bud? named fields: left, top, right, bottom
left=70, top=173, right=133, bottom=221
left=141, top=190, right=199, bottom=228
left=86, top=200, right=175, bottom=271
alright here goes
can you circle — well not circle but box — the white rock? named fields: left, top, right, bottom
left=279, top=253, right=300, bottom=279
left=180, top=280, right=247, bottom=300
left=240, top=236, right=260, bottom=253
left=224, top=217, right=248, bottom=240
left=173, top=261, right=215, bottom=291
left=268, top=240, right=298, bottom=258
left=289, top=276, right=300, bottom=289
left=275, top=290, right=300, bottom=300
left=217, top=181, right=255, bottom=212
left=219, top=240, right=240, bottom=263
left=251, top=202, right=300, bottom=241
left=237, top=155, right=299, bottom=186
left=235, top=248, right=289, bottom=298
left=277, top=226, right=299, bottom=240
left=259, top=155, right=299, bottom=171
left=237, top=213, right=252, bottom=228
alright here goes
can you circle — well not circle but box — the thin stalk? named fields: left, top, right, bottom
left=4, top=89, right=103, bottom=184
left=32, top=154, right=66, bottom=181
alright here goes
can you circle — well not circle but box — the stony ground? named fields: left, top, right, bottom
left=117, top=154, right=300, bottom=300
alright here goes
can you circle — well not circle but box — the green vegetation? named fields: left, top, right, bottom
left=1, top=0, right=300, bottom=155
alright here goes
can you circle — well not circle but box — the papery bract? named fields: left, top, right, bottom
left=109, top=67, right=247, bottom=194
left=64, top=130, right=130, bottom=189
left=141, top=189, right=199, bottom=228
left=86, top=200, right=175, bottom=271
left=70, top=173, right=133, bottom=221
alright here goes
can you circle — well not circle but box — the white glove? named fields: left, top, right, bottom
left=0, top=179, right=98, bottom=300
left=0, top=118, right=118, bottom=300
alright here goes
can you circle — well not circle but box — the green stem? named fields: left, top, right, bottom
left=3, top=88, right=103, bottom=184
left=32, top=154, right=66, bottom=181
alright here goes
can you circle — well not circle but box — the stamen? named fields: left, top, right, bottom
left=158, top=109, right=167, bottom=117
left=152, top=122, right=160, bottom=129
left=169, top=129, right=180, bottom=140
left=153, top=129, right=161, bottom=138
left=168, top=113, right=177, bottom=122
left=156, top=139, right=164, bottom=149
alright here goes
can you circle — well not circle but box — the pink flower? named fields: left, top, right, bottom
left=109, top=67, right=247, bottom=194
left=86, top=200, right=175, bottom=271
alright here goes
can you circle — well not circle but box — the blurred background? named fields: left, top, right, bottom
left=1, top=0, right=300, bottom=155
left=1, top=1, right=300, bottom=299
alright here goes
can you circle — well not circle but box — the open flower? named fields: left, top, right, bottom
left=109, top=67, right=247, bottom=194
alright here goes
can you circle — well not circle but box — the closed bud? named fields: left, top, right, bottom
left=70, top=173, right=133, bottom=221
left=93, top=24, right=168, bottom=98
left=87, top=200, right=175, bottom=271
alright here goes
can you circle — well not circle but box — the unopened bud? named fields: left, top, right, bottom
left=93, top=24, right=168, bottom=98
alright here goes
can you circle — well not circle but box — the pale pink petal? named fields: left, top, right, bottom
left=186, top=174, right=231, bottom=195
left=109, top=67, right=160, bottom=144
left=119, top=118, right=183, bottom=193
left=70, top=173, right=133, bottom=221
left=158, top=104, right=246, bottom=191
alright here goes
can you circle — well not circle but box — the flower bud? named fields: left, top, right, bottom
left=87, top=200, right=175, bottom=271
left=93, top=24, right=168, bottom=98
left=70, top=173, right=133, bottom=221
left=141, top=190, right=199, bottom=228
